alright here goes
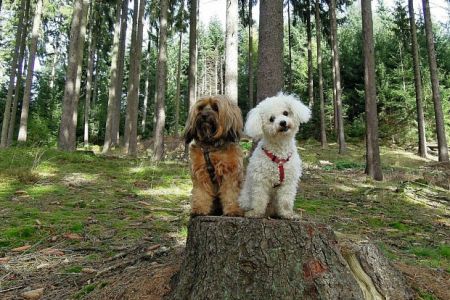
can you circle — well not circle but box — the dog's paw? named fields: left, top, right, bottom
left=245, top=210, right=264, bottom=218
left=279, top=212, right=301, bottom=220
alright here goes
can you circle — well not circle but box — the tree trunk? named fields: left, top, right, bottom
left=248, top=0, right=254, bottom=108
left=153, top=0, right=169, bottom=161
left=287, top=0, right=292, bottom=92
left=256, top=0, right=284, bottom=103
left=331, top=33, right=337, bottom=136
left=112, top=0, right=129, bottom=146
left=315, top=0, right=327, bottom=149
left=422, top=0, right=449, bottom=162
left=361, top=0, right=383, bottom=181
left=188, top=0, right=198, bottom=108
left=175, top=31, right=183, bottom=138
left=225, top=0, right=238, bottom=103
left=103, top=0, right=123, bottom=153
left=124, top=0, right=145, bottom=156
left=49, top=34, right=60, bottom=90
left=141, top=32, right=152, bottom=135
left=408, top=0, right=427, bottom=158
left=306, top=0, right=314, bottom=109
left=17, top=0, right=44, bottom=143
left=1, top=0, right=27, bottom=148
left=171, top=217, right=413, bottom=299
left=58, top=0, right=89, bottom=151
left=329, top=0, right=346, bottom=154
left=84, top=3, right=97, bottom=148
left=7, top=0, right=31, bottom=146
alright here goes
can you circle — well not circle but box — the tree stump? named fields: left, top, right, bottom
left=170, top=217, right=413, bottom=300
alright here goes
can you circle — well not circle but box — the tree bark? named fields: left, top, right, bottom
left=1, top=0, right=26, bottom=148
left=7, top=0, right=31, bottom=146
left=256, top=0, right=284, bottom=103
left=175, top=31, right=183, bottom=138
left=153, top=0, right=169, bottom=161
left=17, top=0, right=44, bottom=143
left=58, top=0, right=89, bottom=151
left=225, top=0, right=238, bottom=103
left=112, top=0, right=129, bottom=147
left=287, top=0, right=293, bottom=92
left=408, top=0, right=427, bottom=158
left=306, top=0, right=314, bottom=109
left=124, top=0, right=145, bottom=156
left=103, top=0, right=123, bottom=153
left=315, top=0, right=327, bottom=149
left=84, top=2, right=97, bottom=148
left=361, top=0, right=383, bottom=181
left=171, top=217, right=413, bottom=299
left=188, top=0, right=198, bottom=108
left=422, top=0, right=449, bottom=162
left=248, top=0, right=254, bottom=108
left=329, top=0, right=346, bottom=154
left=141, top=31, right=152, bottom=135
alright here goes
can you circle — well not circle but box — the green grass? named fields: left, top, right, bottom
left=0, top=142, right=449, bottom=299
left=0, top=147, right=191, bottom=253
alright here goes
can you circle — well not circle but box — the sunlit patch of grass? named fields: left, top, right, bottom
left=25, top=184, right=66, bottom=198
left=75, top=284, right=97, bottom=299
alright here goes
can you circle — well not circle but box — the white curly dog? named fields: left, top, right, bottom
left=239, top=92, right=311, bottom=219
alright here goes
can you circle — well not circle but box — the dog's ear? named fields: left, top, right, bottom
left=184, top=104, right=197, bottom=144
left=288, top=95, right=311, bottom=124
left=244, top=107, right=263, bottom=139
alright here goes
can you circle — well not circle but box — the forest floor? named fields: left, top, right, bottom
left=0, top=139, right=449, bottom=299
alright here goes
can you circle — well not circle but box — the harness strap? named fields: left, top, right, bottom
left=263, top=148, right=291, bottom=188
left=202, top=148, right=220, bottom=195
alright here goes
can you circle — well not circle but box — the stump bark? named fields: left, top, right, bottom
left=170, top=217, right=413, bottom=300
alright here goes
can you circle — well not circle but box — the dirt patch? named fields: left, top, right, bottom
left=395, top=262, right=450, bottom=300
left=86, top=252, right=181, bottom=300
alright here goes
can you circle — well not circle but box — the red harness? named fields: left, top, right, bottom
left=263, top=148, right=291, bottom=188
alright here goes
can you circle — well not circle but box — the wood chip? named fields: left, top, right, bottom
left=11, top=245, right=31, bottom=252
left=63, top=233, right=83, bottom=241
left=40, top=248, right=64, bottom=256
left=82, top=268, right=97, bottom=274
left=0, top=256, right=11, bottom=264
left=147, top=244, right=161, bottom=252
left=21, top=288, right=44, bottom=300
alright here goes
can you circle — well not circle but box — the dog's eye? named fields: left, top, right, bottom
left=269, top=116, right=275, bottom=123
left=211, top=103, right=218, bottom=112
left=283, top=111, right=289, bottom=116
left=198, top=105, right=205, bottom=111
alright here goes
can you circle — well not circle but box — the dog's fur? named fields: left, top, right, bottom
left=238, top=92, right=311, bottom=219
left=185, top=95, right=244, bottom=216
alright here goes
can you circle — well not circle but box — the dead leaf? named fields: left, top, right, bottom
left=0, top=256, right=10, bottom=264
left=147, top=244, right=161, bottom=251
left=82, top=267, right=97, bottom=274
left=40, top=248, right=64, bottom=256
left=21, top=288, right=44, bottom=300
left=11, top=245, right=31, bottom=252
left=63, top=233, right=83, bottom=241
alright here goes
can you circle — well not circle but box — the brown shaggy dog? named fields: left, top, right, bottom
left=184, top=95, right=244, bottom=216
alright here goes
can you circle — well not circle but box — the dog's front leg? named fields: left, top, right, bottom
left=219, top=175, right=244, bottom=216
left=190, top=185, right=215, bottom=216
left=274, top=183, right=300, bottom=220
left=244, top=182, right=271, bottom=218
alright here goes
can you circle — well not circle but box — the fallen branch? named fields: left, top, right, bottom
left=0, top=285, right=24, bottom=293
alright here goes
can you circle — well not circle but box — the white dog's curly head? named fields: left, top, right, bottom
left=244, top=92, right=311, bottom=140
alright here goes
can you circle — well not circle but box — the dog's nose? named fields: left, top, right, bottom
left=279, top=120, right=287, bottom=127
